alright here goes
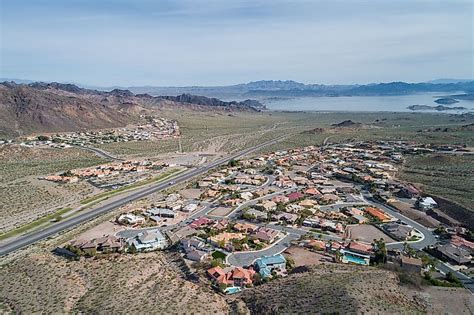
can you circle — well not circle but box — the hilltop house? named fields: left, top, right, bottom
left=117, top=213, right=146, bottom=225
left=382, top=223, right=414, bottom=241
left=128, top=229, right=168, bottom=252
left=416, top=197, right=438, bottom=211
left=254, top=254, right=287, bottom=278
left=207, top=266, right=256, bottom=288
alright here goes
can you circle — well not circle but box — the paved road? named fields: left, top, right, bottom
left=361, top=193, right=437, bottom=250
left=0, top=136, right=286, bottom=257
left=226, top=232, right=300, bottom=267
left=72, top=145, right=123, bottom=161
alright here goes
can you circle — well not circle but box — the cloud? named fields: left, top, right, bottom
left=1, top=0, right=472, bottom=85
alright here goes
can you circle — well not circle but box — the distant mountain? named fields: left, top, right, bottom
left=0, top=82, right=263, bottom=137
left=427, top=79, right=473, bottom=84
left=407, top=105, right=467, bottom=111
left=160, top=94, right=265, bottom=110
left=4, top=78, right=474, bottom=99
left=124, top=80, right=474, bottom=99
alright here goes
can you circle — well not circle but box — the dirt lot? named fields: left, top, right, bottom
left=237, top=264, right=426, bottom=314
left=179, top=188, right=203, bottom=199
left=420, top=286, right=474, bottom=315
left=0, top=145, right=104, bottom=233
left=0, top=251, right=229, bottom=314
left=388, top=200, right=440, bottom=228
left=69, top=221, right=126, bottom=243
left=208, top=206, right=233, bottom=217
left=284, top=246, right=333, bottom=266
left=346, top=224, right=395, bottom=243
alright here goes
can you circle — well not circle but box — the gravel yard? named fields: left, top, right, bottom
left=284, top=246, right=333, bottom=266
left=346, top=224, right=395, bottom=243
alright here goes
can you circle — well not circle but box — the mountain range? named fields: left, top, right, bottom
left=0, top=82, right=264, bottom=138
left=112, top=79, right=474, bottom=99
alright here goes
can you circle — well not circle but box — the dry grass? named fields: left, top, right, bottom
left=0, top=145, right=103, bottom=232
left=237, top=264, right=426, bottom=314
left=0, top=251, right=229, bottom=314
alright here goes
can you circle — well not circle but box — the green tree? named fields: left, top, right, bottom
left=372, top=238, right=387, bottom=264
left=37, top=135, right=50, bottom=141
left=227, top=159, right=239, bottom=167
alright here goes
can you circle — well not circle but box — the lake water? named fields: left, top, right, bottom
left=262, top=93, right=474, bottom=113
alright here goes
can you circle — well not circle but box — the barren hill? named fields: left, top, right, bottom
left=0, top=82, right=263, bottom=137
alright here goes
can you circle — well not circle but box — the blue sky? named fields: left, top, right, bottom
left=1, top=0, right=473, bottom=86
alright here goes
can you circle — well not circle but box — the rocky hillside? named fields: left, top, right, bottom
left=0, top=82, right=263, bottom=137
left=0, top=83, right=134, bottom=137
left=235, top=264, right=425, bottom=314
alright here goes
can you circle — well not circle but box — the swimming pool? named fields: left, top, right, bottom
left=343, top=254, right=369, bottom=265
left=224, top=286, right=242, bottom=294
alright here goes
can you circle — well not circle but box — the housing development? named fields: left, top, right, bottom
left=51, top=140, right=473, bottom=294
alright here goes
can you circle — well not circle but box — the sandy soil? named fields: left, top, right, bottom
left=346, top=224, right=395, bottom=243
left=389, top=200, right=440, bottom=228
left=418, top=286, right=474, bottom=315
left=208, top=206, right=233, bottom=217
left=180, top=188, right=203, bottom=199
left=284, top=246, right=333, bottom=266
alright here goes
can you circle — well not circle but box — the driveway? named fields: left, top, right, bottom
left=226, top=233, right=300, bottom=267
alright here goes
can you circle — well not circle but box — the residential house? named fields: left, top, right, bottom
left=299, top=199, right=317, bottom=208
left=273, top=212, right=298, bottom=224
left=287, top=192, right=304, bottom=202
left=210, top=232, right=245, bottom=248
left=321, top=194, right=339, bottom=203
left=260, top=200, right=277, bottom=211
left=117, top=213, right=146, bottom=225
left=213, top=219, right=229, bottom=231
left=435, top=244, right=471, bottom=265
left=254, top=254, right=287, bottom=278
left=365, top=207, right=391, bottom=222
left=244, top=208, right=267, bottom=221
left=303, top=217, right=321, bottom=228
left=400, top=256, right=423, bottom=273
left=186, top=249, right=208, bottom=262
left=182, top=203, right=198, bottom=213
left=397, top=185, right=420, bottom=198
left=416, top=197, right=438, bottom=211
left=190, top=217, right=214, bottom=229
left=240, top=191, right=254, bottom=201
left=383, top=223, right=414, bottom=241
left=234, top=222, right=257, bottom=233
left=305, top=187, right=322, bottom=198
left=301, top=239, right=326, bottom=251
left=272, top=195, right=290, bottom=204
left=128, top=229, right=168, bottom=252
left=145, top=207, right=176, bottom=219
left=69, top=235, right=124, bottom=255
left=251, top=227, right=279, bottom=243
left=207, top=266, right=256, bottom=288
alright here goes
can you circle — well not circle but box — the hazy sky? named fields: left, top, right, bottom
left=1, top=0, right=473, bottom=86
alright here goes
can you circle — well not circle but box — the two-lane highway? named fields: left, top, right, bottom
left=0, top=136, right=286, bottom=256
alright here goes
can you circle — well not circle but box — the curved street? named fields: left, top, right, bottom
left=0, top=136, right=286, bottom=257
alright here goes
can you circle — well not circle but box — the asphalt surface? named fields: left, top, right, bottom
left=361, top=192, right=437, bottom=250
left=0, top=136, right=285, bottom=257
left=72, top=145, right=123, bottom=161
left=226, top=232, right=300, bottom=267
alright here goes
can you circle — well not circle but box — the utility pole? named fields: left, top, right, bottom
left=178, top=138, right=183, bottom=153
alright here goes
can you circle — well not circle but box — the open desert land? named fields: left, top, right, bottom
left=232, top=264, right=471, bottom=314
left=97, top=110, right=474, bottom=158
left=0, top=145, right=105, bottom=234
left=2, top=111, right=473, bottom=237
left=399, top=154, right=474, bottom=217
left=0, top=250, right=229, bottom=314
